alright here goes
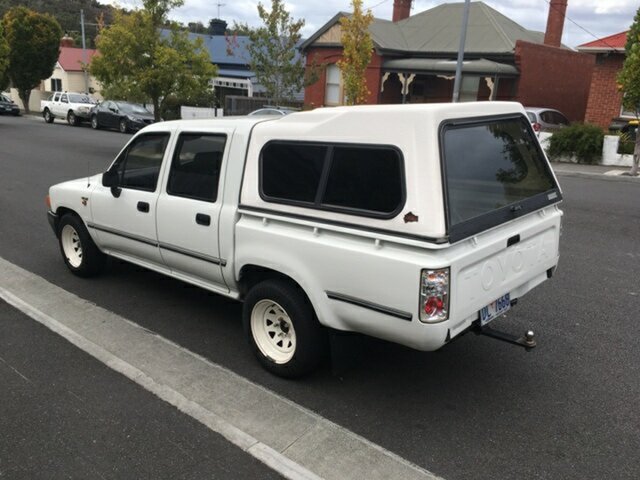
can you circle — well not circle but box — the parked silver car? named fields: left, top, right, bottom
left=525, top=107, right=569, bottom=133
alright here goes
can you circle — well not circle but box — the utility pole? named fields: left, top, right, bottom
left=452, top=0, right=471, bottom=103
left=216, top=2, right=225, bottom=18
left=80, top=9, right=89, bottom=93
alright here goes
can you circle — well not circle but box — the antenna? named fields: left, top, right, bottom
left=87, top=161, right=91, bottom=187
left=216, top=2, right=225, bottom=18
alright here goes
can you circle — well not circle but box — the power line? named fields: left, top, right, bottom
left=365, top=0, right=392, bottom=10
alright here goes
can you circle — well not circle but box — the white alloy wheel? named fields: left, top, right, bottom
left=251, top=299, right=297, bottom=364
left=60, top=224, right=83, bottom=268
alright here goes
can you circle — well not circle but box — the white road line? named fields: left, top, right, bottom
left=0, top=257, right=442, bottom=480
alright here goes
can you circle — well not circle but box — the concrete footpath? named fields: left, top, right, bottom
left=551, top=162, right=640, bottom=183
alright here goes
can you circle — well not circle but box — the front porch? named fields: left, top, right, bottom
left=378, top=58, right=519, bottom=104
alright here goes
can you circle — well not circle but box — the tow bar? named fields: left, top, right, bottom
left=475, top=325, right=537, bottom=351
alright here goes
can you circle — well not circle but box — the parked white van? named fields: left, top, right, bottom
left=46, top=102, right=562, bottom=377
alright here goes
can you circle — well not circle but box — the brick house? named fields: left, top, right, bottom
left=577, top=31, right=630, bottom=129
left=301, top=0, right=594, bottom=122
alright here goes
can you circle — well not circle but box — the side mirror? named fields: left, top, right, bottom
left=102, top=170, right=122, bottom=198
left=102, top=170, right=119, bottom=187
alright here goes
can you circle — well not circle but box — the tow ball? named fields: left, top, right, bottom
left=475, top=325, right=537, bottom=351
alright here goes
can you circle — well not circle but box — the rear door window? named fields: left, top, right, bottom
left=442, top=116, right=560, bottom=241
left=167, top=133, right=226, bottom=202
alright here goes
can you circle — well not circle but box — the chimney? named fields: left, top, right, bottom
left=208, top=18, right=227, bottom=36
left=544, top=0, right=568, bottom=47
left=392, top=0, right=412, bottom=22
left=60, top=33, right=74, bottom=48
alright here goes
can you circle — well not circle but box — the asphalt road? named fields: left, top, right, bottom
left=0, top=300, right=281, bottom=480
left=1, top=114, right=639, bottom=479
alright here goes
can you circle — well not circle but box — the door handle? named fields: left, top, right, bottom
left=195, top=213, right=211, bottom=226
left=137, top=201, right=150, bottom=213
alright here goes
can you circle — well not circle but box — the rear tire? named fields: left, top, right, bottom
left=57, top=214, right=105, bottom=277
left=43, top=109, right=54, bottom=123
left=243, top=279, right=327, bottom=378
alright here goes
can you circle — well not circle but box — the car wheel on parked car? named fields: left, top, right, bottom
left=43, top=108, right=54, bottom=123
left=91, top=115, right=99, bottom=130
left=67, top=111, right=79, bottom=126
left=119, top=118, right=128, bottom=134
left=243, top=279, right=327, bottom=378
left=57, top=214, right=105, bottom=277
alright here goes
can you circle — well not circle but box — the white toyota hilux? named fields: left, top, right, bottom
left=46, top=102, right=563, bottom=377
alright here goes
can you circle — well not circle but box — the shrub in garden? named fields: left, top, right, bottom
left=547, top=123, right=604, bottom=164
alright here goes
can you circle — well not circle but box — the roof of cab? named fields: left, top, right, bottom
left=141, top=115, right=279, bottom=133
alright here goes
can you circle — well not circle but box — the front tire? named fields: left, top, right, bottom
left=57, top=214, right=105, bottom=277
left=119, top=118, right=128, bottom=133
left=67, top=111, right=79, bottom=126
left=43, top=108, right=54, bottom=123
left=243, top=280, right=327, bottom=378
left=91, top=115, right=99, bottom=129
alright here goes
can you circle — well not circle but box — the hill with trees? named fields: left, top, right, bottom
left=0, top=0, right=115, bottom=47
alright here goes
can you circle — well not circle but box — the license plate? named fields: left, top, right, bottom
left=479, top=293, right=511, bottom=326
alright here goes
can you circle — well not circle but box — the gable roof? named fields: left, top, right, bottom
left=59, top=46, right=97, bottom=72
left=577, top=31, right=628, bottom=53
left=301, top=1, right=555, bottom=56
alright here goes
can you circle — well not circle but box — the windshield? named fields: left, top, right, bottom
left=442, top=115, right=560, bottom=241
left=117, top=103, right=151, bottom=115
left=69, top=94, right=95, bottom=104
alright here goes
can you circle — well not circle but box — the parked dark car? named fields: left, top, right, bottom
left=90, top=101, right=155, bottom=133
left=0, top=93, right=20, bottom=116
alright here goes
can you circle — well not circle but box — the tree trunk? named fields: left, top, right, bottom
left=632, top=132, right=640, bottom=176
left=152, top=96, right=161, bottom=122
left=18, top=89, right=31, bottom=115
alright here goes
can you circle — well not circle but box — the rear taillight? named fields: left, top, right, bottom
left=45, top=194, right=51, bottom=209
left=532, top=122, right=541, bottom=132
left=419, top=268, right=449, bottom=323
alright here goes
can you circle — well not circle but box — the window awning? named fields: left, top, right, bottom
left=382, top=58, right=519, bottom=77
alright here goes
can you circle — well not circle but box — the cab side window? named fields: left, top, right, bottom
left=60, top=94, right=68, bottom=103
left=112, top=133, right=170, bottom=192
left=167, top=133, right=226, bottom=202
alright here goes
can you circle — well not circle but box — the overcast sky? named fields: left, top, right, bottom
left=104, top=0, right=638, bottom=48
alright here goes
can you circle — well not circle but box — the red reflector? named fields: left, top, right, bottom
left=533, top=122, right=541, bottom=132
left=424, top=297, right=443, bottom=315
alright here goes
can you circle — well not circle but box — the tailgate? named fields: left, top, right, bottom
left=451, top=210, right=561, bottom=323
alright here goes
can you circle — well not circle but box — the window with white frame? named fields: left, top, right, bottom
left=325, top=64, right=342, bottom=106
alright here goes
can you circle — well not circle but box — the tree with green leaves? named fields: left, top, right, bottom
left=0, top=22, right=9, bottom=91
left=90, top=0, right=217, bottom=121
left=2, top=7, right=61, bottom=113
left=618, top=6, right=640, bottom=176
left=239, top=0, right=306, bottom=106
left=338, top=0, right=374, bottom=105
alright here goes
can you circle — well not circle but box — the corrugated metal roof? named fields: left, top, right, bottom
left=59, top=47, right=98, bottom=72
left=302, top=1, right=554, bottom=55
left=577, top=31, right=628, bottom=52
left=383, top=57, right=519, bottom=75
